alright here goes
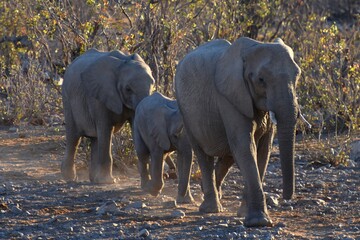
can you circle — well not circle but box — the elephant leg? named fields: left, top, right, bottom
left=225, top=118, right=272, bottom=227
left=215, top=156, right=234, bottom=199
left=256, top=129, right=275, bottom=182
left=136, top=147, right=151, bottom=190
left=90, top=128, right=115, bottom=184
left=61, top=124, right=81, bottom=181
left=195, top=147, right=223, bottom=213
left=145, top=149, right=165, bottom=196
left=176, top=142, right=194, bottom=204
left=237, top=131, right=274, bottom=219
left=133, top=127, right=151, bottom=189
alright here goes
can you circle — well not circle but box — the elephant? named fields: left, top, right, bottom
left=61, top=48, right=154, bottom=184
left=133, top=92, right=194, bottom=203
left=175, top=37, right=301, bottom=227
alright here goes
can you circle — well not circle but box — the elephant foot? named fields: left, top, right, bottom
left=90, top=173, right=116, bottom=184
left=237, top=201, right=247, bottom=217
left=143, top=181, right=163, bottom=197
left=61, top=162, right=77, bottom=181
left=176, top=192, right=194, bottom=204
left=140, top=177, right=150, bottom=190
left=199, top=197, right=223, bottom=213
left=244, top=211, right=273, bottom=227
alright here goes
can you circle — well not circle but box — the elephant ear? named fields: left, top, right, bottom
left=274, top=38, right=295, bottom=59
left=169, top=109, right=184, bottom=138
left=131, top=53, right=144, bottom=62
left=80, top=56, right=124, bottom=115
left=215, top=37, right=260, bottom=119
left=274, top=38, right=284, bottom=44
left=149, top=106, right=171, bottom=150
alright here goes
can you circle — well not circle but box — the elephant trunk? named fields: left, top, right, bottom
left=275, top=104, right=297, bottom=200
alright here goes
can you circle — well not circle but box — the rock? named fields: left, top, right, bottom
left=314, top=199, right=326, bottom=206
left=126, top=201, right=146, bottom=209
left=196, top=226, right=203, bottom=231
left=151, top=222, right=161, bottom=229
left=346, top=159, right=356, bottom=167
left=138, top=228, right=149, bottom=238
left=96, top=200, right=120, bottom=215
left=276, top=222, right=286, bottom=228
left=263, top=232, right=275, bottom=240
left=237, top=225, right=246, bottom=232
left=163, top=200, right=177, bottom=208
left=8, top=127, right=19, bottom=133
left=218, top=223, right=228, bottom=227
left=171, top=209, right=185, bottom=219
left=349, top=139, right=360, bottom=162
left=314, top=180, right=326, bottom=188
left=119, top=196, right=130, bottom=204
left=267, top=195, right=279, bottom=207
left=10, top=205, right=22, bottom=214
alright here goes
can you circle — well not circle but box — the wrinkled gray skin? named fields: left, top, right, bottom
left=175, top=37, right=301, bottom=227
left=133, top=92, right=194, bottom=203
left=62, top=49, right=154, bottom=184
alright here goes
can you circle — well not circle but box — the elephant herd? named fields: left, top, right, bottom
left=61, top=37, right=302, bottom=227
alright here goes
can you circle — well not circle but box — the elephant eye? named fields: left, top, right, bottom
left=259, top=78, right=265, bottom=83
left=125, top=86, right=132, bottom=93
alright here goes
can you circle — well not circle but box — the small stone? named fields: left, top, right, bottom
left=151, top=222, right=161, bottom=229
left=8, top=127, right=19, bottom=133
left=237, top=225, right=246, bottom=232
left=126, top=201, right=146, bottom=209
left=171, top=209, right=185, bottom=218
left=314, top=180, right=326, bottom=188
left=96, top=200, right=120, bottom=215
left=218, top=223, right=228, bottom=227
left=119, top=196, right=130, bottom=203
left=264, top=232, right=275, bottom=240
left=10, top=205, right=22, bottom=214
left=138, top=228, right=149, bottom=238
left=276, top=222, right=286, bottom=228
left=196, top=226, right=203, bottom=231
left=314, top=199, right=326, bottom=206
left=283, top=205, right=293, bottom=211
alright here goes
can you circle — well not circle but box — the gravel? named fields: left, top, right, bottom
left=0, top=127, right=359, bottom=239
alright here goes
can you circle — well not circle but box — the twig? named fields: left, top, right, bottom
left=120, top=5, right=132, bottom=28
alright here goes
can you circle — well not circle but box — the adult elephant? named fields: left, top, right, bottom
left=133, top=92, right=193, bottom=203
left=62, top=49, right=154, bottom=184
left=175, top=37, right=301, bottom=227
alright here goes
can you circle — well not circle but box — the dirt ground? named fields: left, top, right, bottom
left=0, top=125, right=359, bottom=239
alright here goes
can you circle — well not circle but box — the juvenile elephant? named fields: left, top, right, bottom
left=62, top=49, right=154, bottom=184
left=175, top=37, right=301, bottom=227
left=133, top=92, right=193, bottom=203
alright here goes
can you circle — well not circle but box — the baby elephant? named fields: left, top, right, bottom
left=133, top=92, right=193, bottom=203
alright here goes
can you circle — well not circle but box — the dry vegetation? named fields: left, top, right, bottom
left=0, top=0, right=359, bottom=165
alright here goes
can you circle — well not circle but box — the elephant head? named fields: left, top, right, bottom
left=215, top=37, right=301, bottom=199
left=80, top=53, right=155, bottom=115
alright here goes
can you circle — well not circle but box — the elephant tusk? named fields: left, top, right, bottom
left=299, top=112, right=312, bottom=129
left=269, top=111, right=277, bottom=125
